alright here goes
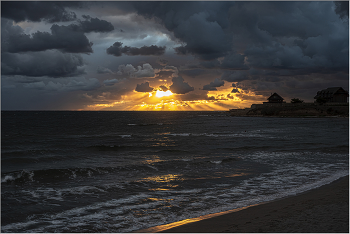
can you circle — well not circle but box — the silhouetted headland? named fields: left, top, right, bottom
left=230, top=87, right=349, bottom=117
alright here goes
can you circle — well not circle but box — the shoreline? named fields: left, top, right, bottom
left=135, top=175, right=349, bottom=233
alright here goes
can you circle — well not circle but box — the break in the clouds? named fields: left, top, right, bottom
left=107, top=42, right=166, bottom=56
left=1, top=1, right=348, bottom=110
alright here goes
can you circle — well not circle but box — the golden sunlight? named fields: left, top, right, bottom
left=155, top=90, right=173, bottom=98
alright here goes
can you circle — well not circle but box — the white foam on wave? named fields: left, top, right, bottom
left=1, top=220, right=38, bottom=233
left=146, top=165, right=158, bottom=171
left=3, top=192, right=159, bottom=233
left=167, top=133, right=191, bottom=137
left=120, top=135, right=132, bottom=138
left=1, top=170, right=34, bottom=183
left=2, top=175, right=16, bottom=183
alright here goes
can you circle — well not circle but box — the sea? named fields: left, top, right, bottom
left=1, top=111, right=349, bottom=233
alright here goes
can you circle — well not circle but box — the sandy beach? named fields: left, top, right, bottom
left=137, top=176, right=349, bottom=233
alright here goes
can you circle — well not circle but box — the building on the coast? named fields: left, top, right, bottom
left=263, top=92, right=285, bottom=104
left=314, top=87, right=349, bottom=103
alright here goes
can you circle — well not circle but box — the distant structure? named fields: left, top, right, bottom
left=230, top=88, right=348, bottom=117
left=263, top=92, right=285, bottom=104
left=314, top=87, right=349, bottom=103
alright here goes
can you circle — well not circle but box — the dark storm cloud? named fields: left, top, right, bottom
left=79, top=15, right=114, bottom=33
left=21, top=77, right=101, bottom=92
left=106, top=42, right=166, bottom=56
left=117, top=63, right=155, bottom=78
left=135, top=82, right=154, bottom=92
left=335, top=1, right=349, bottom=19
left=156, top=58, right=168, bottom=66
left=172, top=11, right=229, bottom=60
left=97, top=66, right=114, bottom=74
left=103, top=79, right=119, bottom=86
left=132, top=2, right=233, bottom=60
left=2, top=51, right=85, bottom=77
left=186, top=53, right=248, bottom=70
left=1, top=1, right=82, bottom=23
left=159, top=85, right=168, bottom=91
left=156, top=71, right=174, bottom=80
left=130, top=1, right=348, bottom=77
left=220, top=53, right=248, bottom=70
left=202, top=78, right=225, bottom=91
left=169, top=76, right=194, bottom=94
left=221, top=71, right=249, bottom=82
left=2, top=19, right=93, bottom=54
left=228, top=2, right=349, bottom=71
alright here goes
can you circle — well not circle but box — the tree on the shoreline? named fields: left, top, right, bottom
left=291, top=98, right=304, bottom=103
left=315, top=97, right=327, bottom=104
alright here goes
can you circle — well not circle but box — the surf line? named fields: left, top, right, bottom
left=134, top=203, right=263, bottom=233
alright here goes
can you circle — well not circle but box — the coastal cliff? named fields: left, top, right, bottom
left=230, top=103, right=349, bottom=117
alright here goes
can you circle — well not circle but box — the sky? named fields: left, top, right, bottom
left=1, top=1, right=349, bottom=111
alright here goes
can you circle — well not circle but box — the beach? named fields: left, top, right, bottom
left=138, top=175, right=349, bottom=233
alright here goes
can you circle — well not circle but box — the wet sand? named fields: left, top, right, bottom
left=136, top=176, right=349, bottom=233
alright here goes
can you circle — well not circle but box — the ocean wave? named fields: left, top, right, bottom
left=88, top=144, right=132, bottom=151
left=1, top=170, right=34, bottom=183
left=1, top=167, right=113, bottom=184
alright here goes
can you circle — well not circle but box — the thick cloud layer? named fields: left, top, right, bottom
left=132, top=2, right=233, bottom=60
left=2, top=19, right=93, bottom=54
left=107, top=42, right=166, bottom=56
left=335, top=1, right=349, bottom=19
left=130, top=1, right=348, bottom=73
left=1, top=1, right=81, bottom=23
left=22, top=77, right=101, bottom=92
left=97, top=66, right=114, bottom=74
left=2, top=51, right=85, bottom=77
left=103, top=79, right=119, bottom=86
left=2, top=16, right=114, bottom=54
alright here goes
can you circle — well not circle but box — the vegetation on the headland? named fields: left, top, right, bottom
left=315, top=97, right=328, bottom=104
left=291, top=98, right=304, bottom=104
left=229, top=103, right=349, bottom=117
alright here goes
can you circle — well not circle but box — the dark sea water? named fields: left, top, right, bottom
left=1, top=111, right=349, bottom=232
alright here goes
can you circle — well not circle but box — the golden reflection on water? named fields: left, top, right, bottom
left=143, top=159, right=164, bottom=164
left=147, top=197, right=174, bottom=202
left=149, top=184, right=178, bottom=191
left=137, top=174, right=182, bottom=192
left=149, top=188, right=170, bottom=191
left=226, top=172, right=250, bottom=177
left=194, top=172, right=251, bottom=180
left=139, top=174, right=183, bottom=183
